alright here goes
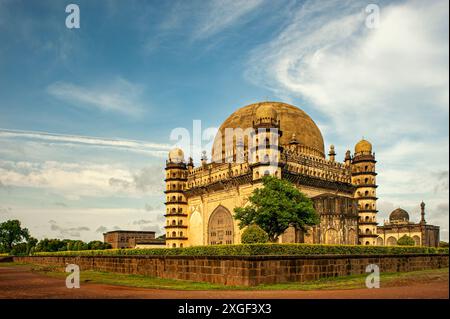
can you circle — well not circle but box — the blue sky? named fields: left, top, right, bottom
left=0, top=0, right=448, bottom=241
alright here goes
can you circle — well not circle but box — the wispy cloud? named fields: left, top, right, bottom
left=47, top=77, right=148, bottom=117
left=193, top=0, right=265, bottom=39
left=156, top=0, right=266, bottom=42
left=0, top=128, right=171, bottom=157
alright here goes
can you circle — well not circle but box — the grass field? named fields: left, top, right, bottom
left=1, top=262, right=447, bottom=291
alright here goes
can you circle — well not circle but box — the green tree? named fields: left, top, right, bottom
left=234, top=176, right=319, bottom=242
left=241, top=224, right=269, bottom=244
left=0, top=220, right=30, bottom=252
left=10, top=242, right=28, bottom=255
left=88, top=240, right=106, bottom=250
left=397, top=235, right=415, bottom=246
left=26, top=237, right=38, bottom=255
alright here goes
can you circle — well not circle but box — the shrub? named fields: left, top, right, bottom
left=241, top=225, right=269, bottom=244
left=33, top=243, right=449, bottom=257
left=397, top=235, right=415, bottom=246
left=439, top=241, right=449, bottom=248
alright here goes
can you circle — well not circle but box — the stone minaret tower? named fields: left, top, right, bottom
left=352, top=139, right=378, bottom=245
left=251, top=104, right=283, bottom=180
left=420, top=201, right=426, bottom=224
left=164, top=148, right=188, bottom=248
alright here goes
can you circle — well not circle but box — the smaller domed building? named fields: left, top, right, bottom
left=376, top=202, right=440, bottom=247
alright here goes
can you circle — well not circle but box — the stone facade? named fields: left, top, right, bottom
left=13, top=254, right=448, bottom=286
left=103, top=230, right=156, bottom=249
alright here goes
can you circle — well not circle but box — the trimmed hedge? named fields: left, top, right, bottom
left=32, top=243, right=449, bottom=257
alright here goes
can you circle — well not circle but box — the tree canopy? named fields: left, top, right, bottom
left=0, top=219, right=30, bottom=252
left=397, top=235, right=415, bottom=246
left=234, top=176, right=319, bottom=242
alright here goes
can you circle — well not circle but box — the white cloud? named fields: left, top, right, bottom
left=246, top=0, right=449, bottom=138
left=47, top=77, right=148, bottom=117
left=0, top=160, right=164, bottom=200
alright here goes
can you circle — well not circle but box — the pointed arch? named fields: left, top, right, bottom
left=208, top=205, right=234, bottom=245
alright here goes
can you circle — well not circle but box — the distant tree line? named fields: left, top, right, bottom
left=0, top=219, right=111, bottom=256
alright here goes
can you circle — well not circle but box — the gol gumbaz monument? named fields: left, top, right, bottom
left=163, top=102, right=440, bottom=248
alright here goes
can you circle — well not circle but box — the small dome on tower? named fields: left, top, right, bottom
left=355, top=139, right=372, bottom=154
left=168, top=148, right=184, bottom=163
left=255, top=103, right=278, bottom=121
left=389, top=208, right=410, bottom=224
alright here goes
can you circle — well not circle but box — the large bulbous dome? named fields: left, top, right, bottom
left=212, top=101, right=325, bottom=161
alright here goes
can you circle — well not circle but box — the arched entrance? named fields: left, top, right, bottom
left=376, top=237, right=384, bottom=246
left=412, top=235, right=421, bottom=246
left=347, top=228, right=357, bottom=245
left=325, top=228, right=338, bottom=244
left=208, top=205, right=234, bottom=245
left=387, top=236, right=397, bottom=246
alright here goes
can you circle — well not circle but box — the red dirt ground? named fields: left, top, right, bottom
left=0, top=266, right=448, bottom=299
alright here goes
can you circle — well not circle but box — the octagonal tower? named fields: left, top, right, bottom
left=352, top=139, right=378, bottom=245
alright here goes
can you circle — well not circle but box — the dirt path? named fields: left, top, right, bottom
left=0, top=266, right=448, bottom=299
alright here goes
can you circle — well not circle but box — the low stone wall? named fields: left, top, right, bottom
left=13, top=254, right=449, bottom=286
left=0, top=256, right=13, bottom=262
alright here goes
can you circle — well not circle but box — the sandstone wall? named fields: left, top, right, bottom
left=13, top=254, right=448, bottom=286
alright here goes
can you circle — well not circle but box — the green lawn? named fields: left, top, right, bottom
left=0, top=262, right=447, bottom=291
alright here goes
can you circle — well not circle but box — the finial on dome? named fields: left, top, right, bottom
left=328, top=144, right=336, bottom=162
